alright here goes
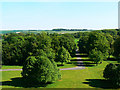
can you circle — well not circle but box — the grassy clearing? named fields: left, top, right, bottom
left=74, top=38, right=79, bottom=44
left=1, top=59, right=118, bottom=88
left=57, top=61, right=77, bottom=69
left=1, top=52, right=119, bottom=88
left=2, top=65, right=22, bottom=69
left=0, top=60, right=115, bottom=88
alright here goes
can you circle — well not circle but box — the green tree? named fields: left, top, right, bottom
left=22, top=55, right=61, bottom=84
left=58, top=46, right=71, bottom=65
left=103, top=63, right=117, bottom=80
left=89, top=48, right=104, bottom=65
left=87, top=32, right=110, bottom=60
left=105, top=33, right=114, bottom=57
left=103, top=63, right=120, bottom=87
left=78, top=35, right=89, bottom=53
left=113, top=37, right=120, bottom=59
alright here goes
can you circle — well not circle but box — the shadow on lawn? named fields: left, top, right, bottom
left=1, top=77, right=50, bottom=88
left=77, top=62, right=95, bottom=67
left=83, top=79, right=119, bottom=89
left=57, top=61, right=78, bottom=67
left=107, top=58, right=116, bottom=61
left=71, top=59, right=93, bottom=61
left=75, top=54, right=88, bottom=57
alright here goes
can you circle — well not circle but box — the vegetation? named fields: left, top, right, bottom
left=1, top=59, right=118, bottom=88
left=103, top=63, right=120, bottom=87
left=1, top=29, right=120, bottom=88
left=22, top=56, right=61, bottom=84
left=2, top=32, right=76, bottom=65
left=113, top=37, right=120, bottom=59
left=57, top=46, right=71, bottom=65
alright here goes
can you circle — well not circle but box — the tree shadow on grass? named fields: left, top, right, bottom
left=75, top=55, right=88, bottom=57
left=71, top=59, right=93, bottom=61
left=107, top=58, right=116, bottom=61
left=83, top=79, right=119, bottom=89
left=1, top=77, right=50, bottom=88
left=77, top=62, right=95, bottom=67
left=57, top=64, right=64, bottom=67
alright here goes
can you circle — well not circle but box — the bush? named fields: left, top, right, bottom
left=115, top=65, right=120, bottom=87
left=89, top=48, right=104, bottom=65
left=57, top=46, right=71, bottom=65
left=103, top=63, right=120, bottom=87
left=103, top=63, right=117, bottom=80
left=21, top=56, right=61, bottom=84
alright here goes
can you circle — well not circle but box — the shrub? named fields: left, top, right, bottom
left=21, top=56, right=61, bottom=84
left=89, top=48, right=104, bottom=65
left=103, top=63, right=117, bottom=80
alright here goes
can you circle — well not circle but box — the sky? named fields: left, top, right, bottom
left=1, top=1, right=118, bottom=30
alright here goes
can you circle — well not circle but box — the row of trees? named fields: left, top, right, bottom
left=77, top=29, right=120, bottom=65
left=2, top=33, right=76, bottom=65
left=78, top=31, right=111, bottom=65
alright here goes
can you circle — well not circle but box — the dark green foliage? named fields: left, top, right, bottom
left=2, top=34, right=25, bottom=65
left=50, top=33, right=76, bottom=61
left=2, top=32, right=75, bottom=66
left=57, top=46, right=71, bottom=65
left=101, top=29, right=118, bottom=40
left=104, top=33, right=114, bottom=57
left=103, top=63, right=120, bottom=87
left=115, top=65, right=120, bottom=87
left=89, top=48, right=104, bottom=65
left=87, top=32, right=110, bottom=62
left=113, top=37, right=120, bottom=58
left=78, top=35, right=89, bottom=53
left=103, top=63, right=117, bottom=80
left=2, top=33, right=52, bottom=65
left=87, top=32, right=110, bottom=55
left=59, top=34, right=77, bottom=57
left=22, top=55, right=61, bottom=84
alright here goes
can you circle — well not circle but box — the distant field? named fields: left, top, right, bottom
left=1, top=30, right=91, bottom=34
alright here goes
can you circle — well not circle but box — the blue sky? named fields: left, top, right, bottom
left=1, top=2, right=118, bottom=30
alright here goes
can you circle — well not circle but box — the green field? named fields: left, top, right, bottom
left=1, top=56, right=118, bottom=89
left=2, top=65, right=22, bottom=69
left=1, top=30, right=87, bottom=34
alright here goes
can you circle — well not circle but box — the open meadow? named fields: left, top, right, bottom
left=1, top=55, right=118, bottom=88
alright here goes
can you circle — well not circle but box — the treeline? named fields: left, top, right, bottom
left=52, top=28, right=88, bottom=31
left=77, top=29, right=120, bottom=65
left=2, top=33, right=77, bottom=65
left=72, top=29, right=119, bottom=38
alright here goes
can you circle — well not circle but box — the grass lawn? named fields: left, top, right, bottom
left=1, top=52, right=119, bottom=88
left=1, top=60, right=118, bottom=88
left=1, top=57, right=77, bottom=70
left=57, top=61, right=77, bottom=69
left=74, top=38, right=79, bottom=44
left=2, top=65, right=22, bottom=69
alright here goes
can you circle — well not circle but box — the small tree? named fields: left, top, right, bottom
left=113, top=37, right=120, bottom=59
left=21, top=55, right=61, bottom=84
left=103, top=63, right=120, bottom=87
left=58, top=46, right=71, bottom=65
left=115, top=65, right=120, bottom=87
left=89, top=48, right=104, bottom=65
left=103, top=63, right=117, bottom=80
